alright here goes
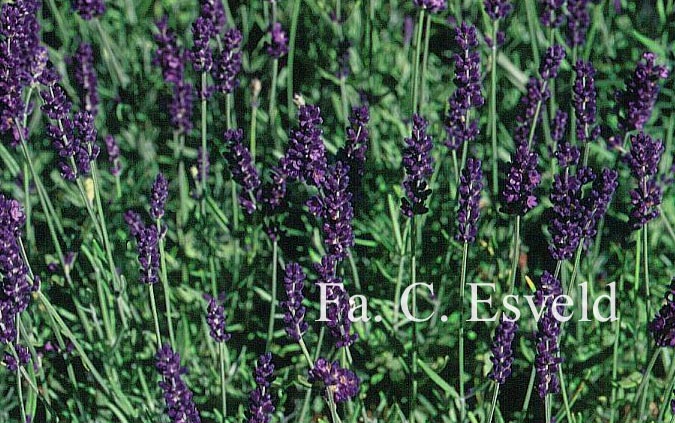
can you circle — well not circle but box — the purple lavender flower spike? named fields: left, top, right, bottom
left=104, top=135, right=121, bottom=177
left=625, top=132, right=665, bottom=228
left=282, top=262, right=308, bottom=342
left=73, top=111, right=100, bottom=176
left=554, top=138, right=580, bottom=169
left=413, top=0, right=447, bottom=13
left=540, top=45, right=565, bottom=80
left=315, top=256, right=357, bottom=348
left=444, top=22, right=484, bottom=151
left=649, top=278, right=675, bottom=347
left=535, top=271, right=563, bottom=398
left=582, top=168, right=618, bottom=245
left=309, top=358, right=360, bottom=403
left=456, top=158, right=483, bottom=243
left=338, top=105, right=370, bottom=191
left=489, top=316, right=518, bottom=385
left=616, top=52, right=669, bottom=134
left=402, top=114, right=434, bottom=217
left=153, top=16, right=186, bottom=85
left=501, top=143, right=541, bottom=216
left=484, top=0, right=513, bottom=20
left=156, top=344, right=201, bottom=423
left=204, top=293, right=231, bottom=343
left=212, top=28, right=243, bottom=94
left=551, top=110, right=568, bottom=144
left=70, top=43, right=99, bottom=115
left=573, top=61, right=600, bottom=144
left=3, top=344, right=30, bottom=371
left=307, top=162, right=354, bottom=260
left=280, top=104, right=327, bottom=187
left=266, top=22, right=289, bottom=59
left=199, top=0, right=226, bottom=34
left=135, top=225, right=160, bottom=285
left=191, top=16, right=215, bottom=74
left=539, top=0, right=565, bottom=28
left=72, top=0, right=105, bottom=20
left=124, top=210, right=144, bottom=238
left=222, top=128, right=261, bottom=214
left=41, top=84, right=72, bottom=121
left=150, top=173, right=169, bottom=220
left=567, top=0, right=591, bottom=46
left=170, top=81, right=195, bottom=134
left=248, top=353, right=275, bottom=423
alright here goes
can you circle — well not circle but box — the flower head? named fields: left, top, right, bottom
left=314, top=256, right=357, bottom=348
left=484, top=0, right=513, bottom=20
left=155, top=345, right=201, bottom=423
left=72, top=0, right=105, bottom=20
left=650, top=278, right=675, bottom=348
left=248, top=353, right=275, bottom=423
left=573, top=61, right=600, bottom=143
left=153, top=16, right=186, bottom=85
left=104, top=135, right=122, bottom=177
left=625, top=132, right=664, bottom=229
left=337, top=105, right=370, bottom=192
left=567, top=0, right=591, bottom=46
left=456, top=158, right=483, bottom=243
left=502, top=143, right=541, bottom=216
left=204, top=293, right=231, bottom=343
left=135, top=225, right=160, bottom=285
left=191, top=17, right=215, bottom=74
left=199, top=0, right=226, bottom=34
left=282, top=263, right=308, bottom=342
left=280, top=104, right=327, bottom=187
left=309, top=358, right=360, bottom=403
left=150, top=173, right=169, bottom=220
left=266, top=22, right=288, bottom=59
left=535, top=271, right=563, bottom=398
left=402, top=114, right=434, bottom=217
left=212, top=28, right=243, bottom=94
left=412, top=0, right=447, bottom=13
left=539, top=0, right=565, bottom=28
left=222, top=128, right=261, bottom=214
left=170, top=81, right=195, bottom=134
left=70, top=43, right=99, bottom=115
left=489, top=316, right=518, bottom=385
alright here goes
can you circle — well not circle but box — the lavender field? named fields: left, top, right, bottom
left=1, top=0, right=675, bottom=422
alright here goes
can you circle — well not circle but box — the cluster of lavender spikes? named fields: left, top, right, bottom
left=281, top=263, right=308, bottom=342
left=456, top=158, right=483, bottom=244
left=309, top=358, right=360, bottom=403
left=280, top=104, right=327, bottom=187
left=205, top=293, right=231, bottom=343
left=155, top=344, right=201, bottom=423
left=444, top=22, right=484, bottom=152
left=307, top=162, right=355, bottom=260
left=615, top=52, right=669, bottom=135
left=248, top=353, right=275, bottom=423
left=535, top=271, right=563, bottom=398
left=222, top=128, right=261, bottom=214
left=401, top=114, right=434, bottom=217
left=72, top=0, right=105, bottom=20
left=489, top=316, right=518, bottom=385
left=625, top=132, right=665, bottom=229
left=70, top=42, right=99, bottom=116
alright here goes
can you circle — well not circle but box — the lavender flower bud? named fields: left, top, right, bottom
left=582, top=168, right=618, bottom=245
left=170, top=81, right=195, bottom=134
left=540, top=45, right=565, bottom=80
left=72, top=0, right=105, bottom=20
left=573, top=61, right=599, bottom=143
left=104, top=135, right=121, bottom=177
left=649, top=278, right=675, bottom=347
left=155, top=344, right=201, bottom=423
left=212, top=28, right=243, bottom=94
left=70, top=43, right=99, bottom=116
left=266, top=22, right=288, bottom=59
left=248, top=353, right=275, bottom=423
left=222, top=128, right=261, bottom=214
left=337, top=105, right=370, bottom=192
left=199, top=0, right=226, bottom=34
left=282, top=263, right=308, bottom=342
left=567, top=0, right=591, bottom=47
left=551, top=110, right=568, bottom=144
left=402, top=114, right=434, bottom=217
left=124, top=210, right=144, bottom=238
left=204, top=293, right=231, bottom=343
left=135, top=225, right=160, bottom=285
left=153, top=16, right=186, bottom=85
left=73, top=110, right=100, bottom=176
left=489, top=316, right=518, bottom=385
left=616, top=52, right=669, bottom=134
left=412, top=0, right=447, bottom=13
left=456, top=158, right=483, bottom=243
left=309, top=358, right=360, bottom=403
left=539, top=0, right=565, bottom=28
left=3, top=344, right=30, bottom=371
left=484, top=0, right=513, bottom=21
left=150, top=173, right=169, bottom=220
left=501, top=142, right=541, bottom=216
left=403, top=16, right=414, bottom=47
left=191, top=16, right=215, bottom=74
left=280, top=104, right=327, bottom=187
left=626, top=132, right=665, bottom=228
left=535, top=271, right=563, bottom=398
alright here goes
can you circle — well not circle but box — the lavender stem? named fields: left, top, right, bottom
left=459, top=241, right=468, bottom=422
left=266, top=240, right=278, bottom=351
left=489, top=19, right=499, bottom=197
left=148, top=284, right=163, bottom=349
left=157, top=218, right=176, bottom=348
left=219, top=342, right=227, bottom=421
left=411, top=10, right=425, bottom=114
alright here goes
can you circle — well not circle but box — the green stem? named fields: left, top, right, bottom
left=459, top=241, right=469, bottom=422
left=270, top=59, right=280, bottom=150
left=411, top=10, right=425, bottom=115
left=149, top=284, right=163, bottom=348
left=250, top=102, right=258, bottom=160
left=508, top=217, right=521, bottom=295
left=643, top=225, right=651, bottom=331
left=558, top=365, right=574, bottom=423
left=637, top=348, right=660, bottom=421
left=287, top=0, right=301, bottom=117
left=521, top=365, right=537, bottom=415
left=201, top=72, right=209, bottom=206
left=219, top=342, right=227, bottom=421
left=487, top=382, right=500, bottom=423
left=410, top=216, right=419, bottom=423
left=266, top=240, right=278, bottom=351
left=23, top=161, right=34, bottom=249
left=658, top=354, right=675, bottom=421
left=610, top=311, right=621, bottom=423
left=489, top=20, right=499, bottom=197
left=340, top=75, right=349, bottom=126
left=419, top=13, right=432, bottom=111
left=13, top=321, right=27, bottom=423
left=545, top=394, right=552, bottom=423
left=157, top=218, right=176, bottom=348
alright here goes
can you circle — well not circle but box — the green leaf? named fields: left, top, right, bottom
left=631, top=30, right=667, bottom=58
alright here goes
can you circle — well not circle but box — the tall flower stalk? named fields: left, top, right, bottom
left=266, top=22, right=288, bottom=143
left=411, top=0, right=446, bottom=114
left=205, top=293, right=231, bottom=421
left=487, top=316, right=517, bottom=423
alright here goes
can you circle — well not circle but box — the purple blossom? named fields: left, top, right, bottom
left=573, top=61, right=600, bottom=143
left=501, top=142, right=541, bottom=216
left=153, top=16, right=186, bottom=85
left=625, top=132, right=665, bottom=228
left=540, top=45, right=565, bottom=80
left=403, top=16, right=414, bottom=47
left=72, top=0, right=105, bottom=20
left=3, top=344, right=30, bottom=371
left=309, top=358, right=360, bottom=403
left=70, top=43, right=99, bottom=115
left=150, top=173, right=169, bottom=220
left=539, top=0, right=565, bottom=28
left=212, top=28, right=243, bottom=94
left=191, top=16, right=215, bottom=74
left=484, top=0, right=513, bottom=20
left=266, top=22, right=288, bottom=59
left=412, top=0, right=447, bottom=13
left=204, top=293, right=231, bottom=343
left=535, top=271, right=563, bottom=398
left=551, top=110, right=568, bottom=144
left=73, top=111, right=100, bottom=176
left=282, top=263, right=308, bottom=342
left=307, top=162, right=354, bottom=260
left=124, top=210, right=144, bottom=239
left=155, top=344, right=201, bottom=423
left=170, top=81, right=195, bottom=134
left=280, top=104, right=327, bottom=187
left=104, top=134, right=121, bottom=177
left=402, top=114, right=434, bottom=217
left=337, top=105, right=370, bottom=192
left=567, top=0, right=591, bottom=46
left=456, top=158, right=483, bottom=243
left=315, top=256, right=357, bottom=348
left=489, top=316, right=518, bottom=385
left=582, top=168, right=618, bottom=245
left=616, top=52, right=669, bottom=134
left=444, top=22, right=484, bottom=151
left=199, top=0, right=226, bottom=34
left=649, top=278, right=675, bottom=347
left=222, top=128, right=261, bottom=214
left=248, top=353, right=275, bottom=423
left=135, top=225, right=160, bottom=285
